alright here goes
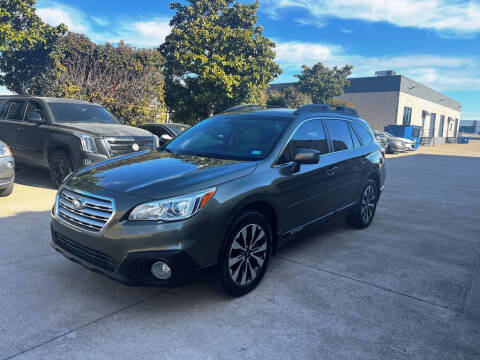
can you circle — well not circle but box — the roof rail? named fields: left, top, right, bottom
left=295, top=104, right=359, bottom=118
left=220, top=104, right=268, bottom=114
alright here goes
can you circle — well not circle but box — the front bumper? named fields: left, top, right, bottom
left=50, top=226, right=210, bottom=286
left=50, top=189, right=221, bottom=286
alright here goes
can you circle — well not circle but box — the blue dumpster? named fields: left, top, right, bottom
left=384, top=125, right=421, bottom=149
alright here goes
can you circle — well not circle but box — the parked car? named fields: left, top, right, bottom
left=0, top=140, right=15, bottom=196
left=51, top=104, right=386, bottom=296
left=373, top=130, right=407, bottom=153
left=139, top=122, right=191, bottom=146
left=0, top=96, right=158, bottom=187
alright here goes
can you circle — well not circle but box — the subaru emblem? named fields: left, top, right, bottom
left=72, top=198, right=84, bottom=210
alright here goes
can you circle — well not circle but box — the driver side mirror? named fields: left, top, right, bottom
left=159, top=134, right=173, bottom=145
left=294, top=148, right=321, bottom=165
left=26, top=111, right=45, bottom=124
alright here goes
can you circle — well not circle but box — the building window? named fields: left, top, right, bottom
left=402, top=106, right=412, bottom=125
left=438, top=115, right=445, bottom=137
left=429, top=113, right=436, bottom=138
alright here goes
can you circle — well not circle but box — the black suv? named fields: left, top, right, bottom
left=51, top=104, right=386, bottom=296
left=0, top=96, right=157, bottom=186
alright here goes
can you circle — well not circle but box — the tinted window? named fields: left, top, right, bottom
left=48, top=102, right=120, bottom=124
left=166, top=115, right=290, bottom=161
left=6, top=100, right=25, bottom=120
left=25, top=101, right=47, bottom=121
left=349, top=124, right=361, bottom=148
left=351, top=122, right=374, bottom=146
left=278, top=119, right=328, bottom=164
left=0, top=101, right=6, bottom=118
left=325, top=119, right=353, bottom=151
left=168, top=124, right=191, bottom=135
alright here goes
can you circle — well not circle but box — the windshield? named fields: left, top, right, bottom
left=383, top=132, right=394, bottom=137
left=49, top=102, right=120, bottom=124
left=165, top=115, right=291, bottom=161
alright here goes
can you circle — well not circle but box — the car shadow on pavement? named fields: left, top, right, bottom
left=14, top=165, right=55, bottom=190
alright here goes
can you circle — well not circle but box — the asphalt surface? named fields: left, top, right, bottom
left=1, top=144, right=479, bottom=360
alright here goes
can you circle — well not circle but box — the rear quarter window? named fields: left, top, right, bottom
left=351, top=122, right=374, bottom=146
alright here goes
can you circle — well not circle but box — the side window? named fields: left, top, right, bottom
left=6, top=100, right=26, bottom=121
left=351, top=122, right=374, bottom=146
left=25, top=101, right=46, bottom=121
left=325, top=119, right=354, bottom=152
left=278, top=119, right=328, bottom=164
left=348, top=123, right=361, bottom=148
left=0, top=101, right=6, bottom=118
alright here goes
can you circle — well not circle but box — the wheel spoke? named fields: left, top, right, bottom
left=228, top=223, right=268, bottom=286
left=229, top=254, right=243, bottom=268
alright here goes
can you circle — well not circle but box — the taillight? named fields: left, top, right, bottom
left=380, top=147, right=386, bottom=158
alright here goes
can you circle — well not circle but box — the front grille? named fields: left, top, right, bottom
left=104, top=136, right=154, bottom=157
left=56, top=188, right=114, bottom=233
left=54, top=232, right=117, bottom=271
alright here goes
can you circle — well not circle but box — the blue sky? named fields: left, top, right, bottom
left=1, top=0, right=479, bottom=119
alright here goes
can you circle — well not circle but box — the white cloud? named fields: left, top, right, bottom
left=0, top=86, right=14, bottom=95
left=274, top=41, right=480, bottom=92
left=262, top=0, right=480, bottom=36
left=36, top=1, right=170, bottom=48
left=36, top=3, right=88, bottom=33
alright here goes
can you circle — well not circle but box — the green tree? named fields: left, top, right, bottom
left=160, top=0, right=282, bottom=124
left=0, top=0, right=66, bottom=90
left=1, top=32, right=166, bottom=125
left=267, top=86, right=312, bottom=108
left=296, top=63, right=353, bottom=104
left=0, top=0, right=66, bottom=52
left=330, top=97, right=355, bottom=108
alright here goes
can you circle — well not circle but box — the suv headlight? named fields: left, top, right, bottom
left=0, top=143, right=12, bottom=157
left=74, top=133, right=98, bottom=153
left=129, top=187, right=216, bottom=221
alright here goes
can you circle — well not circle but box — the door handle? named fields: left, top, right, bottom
left=327, top=166, right=338, bottom=176
left=361, top=158, right=368, bottom=164
left=17, top=127, right=25, bottom=131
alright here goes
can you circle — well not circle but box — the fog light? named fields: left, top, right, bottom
left=151, top=261, right=171, bottom=280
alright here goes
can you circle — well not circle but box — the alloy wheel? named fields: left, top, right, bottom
left=361, top=185, right=377, bottom=223
left=228, top=223, right=267, bottom=286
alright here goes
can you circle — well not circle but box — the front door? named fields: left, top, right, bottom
left=17, top=100, right=50, bottom=166
left=273, top=119, right=338, bottom=232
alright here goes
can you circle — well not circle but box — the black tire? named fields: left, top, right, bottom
left=386, top=145, right=393, bottom=154
left=49, top=150, right=73, bottom=188
left=0, top=184, right=14, bottom=197
left=346, top=179, right=378, bottom=229
left=217, top=210, right=272, bottom=297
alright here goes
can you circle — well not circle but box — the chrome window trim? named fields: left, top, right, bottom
left=273, top=116, right=366, bottom=167
left=54, top=186, right=116, bottom=236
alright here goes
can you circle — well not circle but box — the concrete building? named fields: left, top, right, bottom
left=270, top=71, right=462, bottom=144
left=338, top=71, right=462, bottom=144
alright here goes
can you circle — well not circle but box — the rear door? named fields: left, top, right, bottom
left=324, top=118, right=362, bottom=210
left=274, top=119, right=338, bottom=231
left=0, top=100, right=27, bottom=160
left=17, top=100, right=50, bottom=166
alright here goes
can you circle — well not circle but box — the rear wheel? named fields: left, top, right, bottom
left=346, top=179, right=378, bottom=229
left=217, top=210, right=272, bottom=297
left=49, top=150, right=73, bottom=188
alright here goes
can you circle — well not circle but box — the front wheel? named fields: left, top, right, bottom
left=49, top=150, right=73, bottom=188
left=217, top=210, right=272, bottom=297
left=346, top=179, right=378, bottom=229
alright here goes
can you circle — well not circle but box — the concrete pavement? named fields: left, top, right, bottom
left=1, top=144, right=479, bottom=359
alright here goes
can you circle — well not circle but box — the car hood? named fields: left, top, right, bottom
left=54, top=122, right=153, bottom=137
left=66, top=151, right=257, bottom=199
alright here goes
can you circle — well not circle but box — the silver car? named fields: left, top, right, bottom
left=0, top=140, right=15, bottom=196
